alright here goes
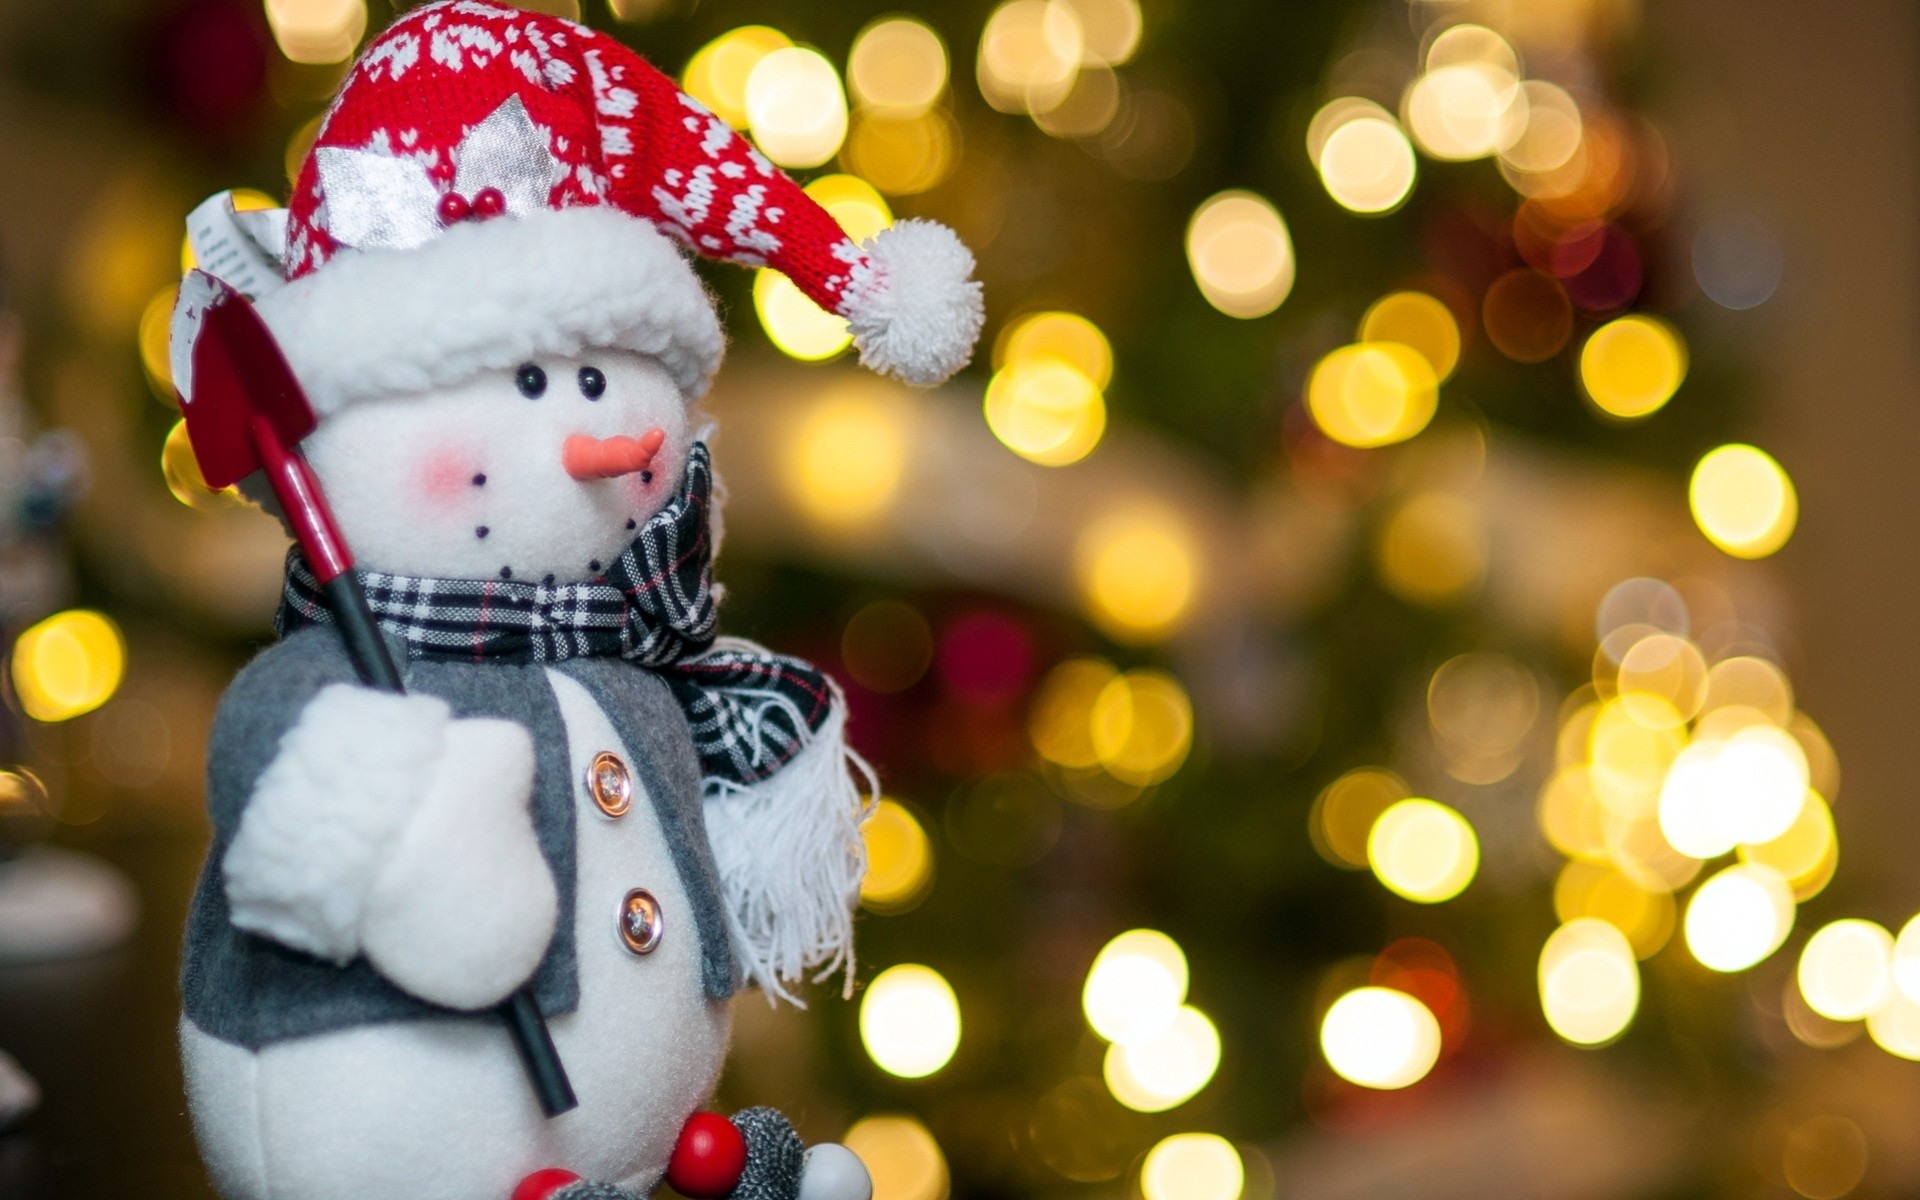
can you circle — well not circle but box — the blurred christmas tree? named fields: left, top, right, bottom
left=0, top=0, right=1897, bottom=1197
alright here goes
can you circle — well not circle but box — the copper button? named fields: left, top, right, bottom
left=619, top=888, right=663, bottom=954
left=587, top=751, right=633, bottom=817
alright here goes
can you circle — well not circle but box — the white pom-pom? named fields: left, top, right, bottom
left=842, top=219, right=985, bottom=387
left=702, top=650, right=876, bottom=1005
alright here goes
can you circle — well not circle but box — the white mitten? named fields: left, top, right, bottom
left=223, top=683, right=557, bottom=1010
left=799, top=1144, right=873, bottom=1200
left=359, top=715, right=555, bottom=1010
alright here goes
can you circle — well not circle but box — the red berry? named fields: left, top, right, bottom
left=437, top=191, right=472, bottom=225
left=666, top=1112, right=748, bottom=1199
left=472, top=187, right=508, bottom=219
left=510, top=1168, right=581, bottom=1200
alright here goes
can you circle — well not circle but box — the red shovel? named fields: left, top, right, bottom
left=176, top=269, right=578, bottom=1119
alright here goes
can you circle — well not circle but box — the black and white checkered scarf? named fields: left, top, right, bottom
left=276, top=441, right=832, bottom=789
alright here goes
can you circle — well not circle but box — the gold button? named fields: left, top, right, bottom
left=587, top=751, right=632, bottom=817
left=619, top=888, right=663, bottom=954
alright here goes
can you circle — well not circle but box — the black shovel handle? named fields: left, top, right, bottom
left=324, top=573, right=578, bottom=1118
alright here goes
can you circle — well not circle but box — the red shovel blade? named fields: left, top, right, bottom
left=177, top=270, right=317, bottom=490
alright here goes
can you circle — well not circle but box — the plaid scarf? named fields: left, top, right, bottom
left=276, top=441, right=833, bottom=789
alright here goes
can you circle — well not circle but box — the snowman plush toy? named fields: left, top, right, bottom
left=168, top=4, right=983, bottom=1199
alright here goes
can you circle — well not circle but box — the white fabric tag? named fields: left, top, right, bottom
left=186, top=192, right=288, bottom=302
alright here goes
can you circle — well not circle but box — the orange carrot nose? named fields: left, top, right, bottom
left=563, top=428, right=666, bottom=481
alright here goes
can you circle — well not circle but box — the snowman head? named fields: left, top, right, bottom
left=302, top=349, right=694, bottom=583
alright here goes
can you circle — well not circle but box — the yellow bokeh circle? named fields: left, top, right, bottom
left=1580, top=315, right=1687, bottom=420
left=1307, top=342, right=1439, bottom=449
left=1689, top=444, right=1798, bottom=559
left=11, top=610, right=126, bottom=724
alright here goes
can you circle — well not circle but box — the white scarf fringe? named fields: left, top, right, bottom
left=702, top=656, right=876, bottom=1006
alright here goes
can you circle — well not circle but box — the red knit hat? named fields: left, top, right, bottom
left=186, top=0, right=983, bottom=414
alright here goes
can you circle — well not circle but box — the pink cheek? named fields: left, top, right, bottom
left=413, top=448, right=482, bottom=510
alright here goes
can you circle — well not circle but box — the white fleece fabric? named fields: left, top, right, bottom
left=182, top=669, right=731, bottom=1200
left=250, top=206, right=725, bottom=415
left=360, top=716, right=552, bottom=1011
left=224, top=684, right=450, bottom=963
left=702, top=667, right=874, bottom=1005
left=842, top=219, right=985, bottom=388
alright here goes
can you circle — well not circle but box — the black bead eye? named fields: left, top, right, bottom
left=578, top=366, right=607, bottom=400
left=515, top=363, right=547, bottom=399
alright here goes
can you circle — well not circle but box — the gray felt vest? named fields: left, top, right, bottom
left=180, top=627, right=740, bottom=1049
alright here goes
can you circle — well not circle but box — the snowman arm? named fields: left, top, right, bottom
left=222, top=682, right=450, bottom=963
left=358, top=715, right=558, bottom=1010
left=219, top=678, right=557, bottom=1008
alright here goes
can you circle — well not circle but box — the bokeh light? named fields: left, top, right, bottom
left=1030, top=658, right=1119, bottom=770
left=1060, top=0, right=1142, bottom=65
left=745, top=46, right=849, bottom=169
left=1684, top=863, right=1795, bottom=973
left=842, top=600, right=934, bottom=693
left=1360, top=291, right=1462, bottom=382
left=1500, top=81, right=1583, bottom=174
left=844, top=1116, right=950, bottom=1200
left=1427, top=651, right=1539, bottom=780
left=140, top=287, right=179, bottom=400
left=1702, top=656, right=1794, bottom=726
left=861, top=799, right=935, bottom=914
left=1319, top=987, right=1441, bottom=1089
left=1305, top=343, right=1439, bottom=449
left=264, top=0, right=367, bottom=65
left=1482, top=268, right=1572, bottom=362
left=1538, top=917, right=1640, bottom=1045
left=983, top=358, right=1107, bottom=466
left=1185, top=191, right=1295, bottom=318
left=783, top=389, right=906, bottom=527
left=1781, top=1115, right=1869, bottom=1200
left=754, top=270, right=853, bottom=362
left=1403, top=63, right=1525, bottom=162
left=1616, top=633, right=1708, bottom=726
left=861, top=964, right=962, bottom=1078
left=1693, top=213, right=1783, bottom=310
left=163, top=419, right=238, bottom=510
left=1367, top=798, right=1479, bottom=903
left=1554, top=862, right=1675, bottom=958
left=11, top=610, right=126, bottom=724
left=683, top=25, right=792, bottom=127
left=1797, top=919, right=1894, bottom=1022
left=996, top=311, right=1114, bottom=388
left=1892, top=915, right=1920, bottom=1003
left=1689, top=444, right=1798, bottom=559
left=1739, top=790, right=1837, bottom=899
left=1140, top=1134, right=1242, bottom=1200
left=1089, top=670, right=1193, bottom=785
left=1082, top=928, right=1189, bottom=1044
left=1317, top=115, right=1418, bottom=214
left=844, top=109, right=959, bottom=195
left=1580, top=316, right=1687, bottom=419
left=976, top=0, right=1083, bottom=115
left=1033, top=64, right=1123, bottom=138
left=1074, top=507, right=1198, bottom=642
left=1309, top=767, right=1409, bottom=870
left=848, top=18, right=948, bottom=114
left=1103, top=1004, right=1220, bottom=1111
left=806, top=173, right=895, bottom=243
left=1374, top=493, right=1486, bottom=606
left=1868, top=989, right=1920, bottom=1061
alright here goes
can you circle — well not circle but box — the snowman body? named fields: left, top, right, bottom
left=184, top=665, right=728, bottom=1200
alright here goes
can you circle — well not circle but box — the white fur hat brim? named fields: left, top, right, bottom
left=254, top=206, right=725, bottom=414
